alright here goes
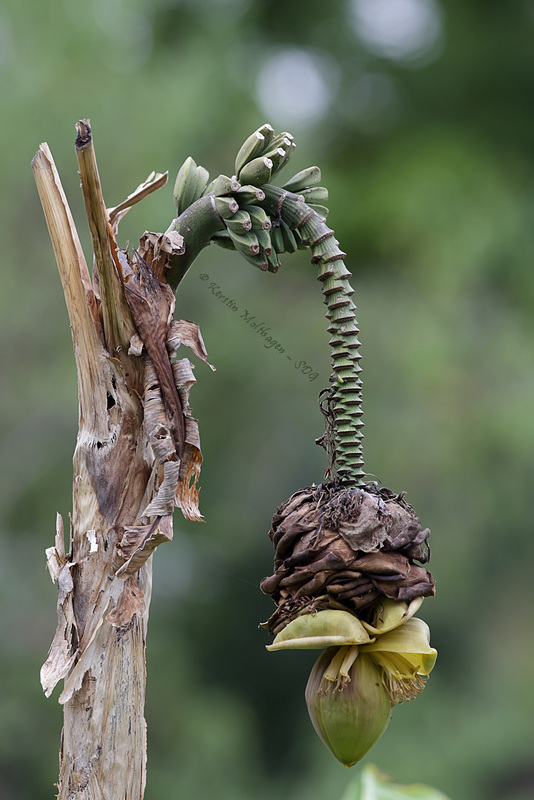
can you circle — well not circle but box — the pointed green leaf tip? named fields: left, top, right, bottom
left=342, top=765, right=452, bottom=800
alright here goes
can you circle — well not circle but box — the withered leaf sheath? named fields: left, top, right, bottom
left=260, top=483, right=434, bottom=635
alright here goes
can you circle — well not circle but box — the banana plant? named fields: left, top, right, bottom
left=33, top=120, right=437, bottom=799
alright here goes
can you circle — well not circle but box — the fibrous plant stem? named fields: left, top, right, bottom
left=33, top=130, right=152, bottom=800
left=165, top=194, right=224, bottom=290
left=260, top=185, right=364, bottom=484
left=75, top=120, right=136, bottom=356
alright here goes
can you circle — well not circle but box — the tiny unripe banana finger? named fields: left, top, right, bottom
left=225, top=210, right=252, bottom=233
left=173, top=157, right=210, bottom=215
left=261, top=146, right=288, bottom=175
left=238, top=156, right=273, bottom=186
left=280, top=219, right=299, bottom=254
left=262, top=137, right=296, bottom=177
left=215, top=196, right=239, bottom=219
left=234, top=185, right=266, bottom=205
left=244, top=206, right=272, bottom=230
left=282, top=166, right=322, bottom=192
left=278, top=140, right=297, bottom=173
left=227, top=228, right=260, bottom=256
left=270, top=223, right=285, bottom=254
left=298, top=186, right=329, bottom=204
left=173, top=157, right=194, bottom=214
left=205, top=173, right=241, bottom=197
left=194, top=165, right=210, bottom=197
left=234, top=123, right=275, bottom=176
left=267, top=132, right=294, bottom=153
left=266, top=248, right=281, bottom=272
left=253, top=225, right=273, bottom=256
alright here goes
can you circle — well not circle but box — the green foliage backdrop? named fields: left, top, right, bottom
left=1, top=1, right=533, bottom=798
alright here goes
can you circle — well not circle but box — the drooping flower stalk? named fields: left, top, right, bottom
left=259, top=184, right=364, bottom=484
left=165, top=123, right=437, bottom=768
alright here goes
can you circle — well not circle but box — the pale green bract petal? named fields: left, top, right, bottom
left=306, top=651, right=392, bottom=767
left=361, top=618, right=437, bottom=703
left=266, top=609, right=374, bottom=651
left=362, top=597, right=424, bottom=636
left=362, top=618, right=437, bottom=674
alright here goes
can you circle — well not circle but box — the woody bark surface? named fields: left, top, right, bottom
left=32, top=122, right=205, bottom=800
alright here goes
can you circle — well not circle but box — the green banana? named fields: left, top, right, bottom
left=309, top=203, right=329, bottom=219
left=234, top=185, right=266, bottom=205
left=225, top=209, right=252, bottom=233
left=282, top=166, right=322, bottom=192
left=173, top=157, right=210, bottom=215
left=253, top=225, right=273, bottom=256
left=226, top=228, right=271, bottom=271
left=227, top=228, right=260, bottom=256
left=267, top=132, right=294, bottom=153
left=266, top=248, right=281, bottom=272
left=244, top=205, right=272, bottom=230
left=280, top=219, right=299, bottom=253
left=261, top=146, right=288, bottom=175
left=262, top=136, right=296, bottom=176
left=299, top=186, right=328, bottom=204
left=270, top=223, right=285, bottom=254
left=238, top=156, right=273, bottom=186
left=278, top=140, right=297, bottom=172
left=298, top=186, right=329, bottom=204
left=205, top=173, right=241, bottom=197
left=215, top=196, right=239, bottom=219
left=234, top=123, right=275, bottom=176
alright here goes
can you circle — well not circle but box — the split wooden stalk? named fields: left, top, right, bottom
left=32, top=134, right=155, bottom=800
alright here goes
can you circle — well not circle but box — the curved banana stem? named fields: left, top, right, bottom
left=165, top=194, right=225, bottom=290
left=260, top=185, right=364, bottom=485
left=166, top=129, right=365, bottom=485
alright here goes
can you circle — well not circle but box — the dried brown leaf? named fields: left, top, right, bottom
left=261, top=484, right=435, bottom=633
left=175, top=445, right=203, bottom=522
left=137, top=230, right=186, bottom=283
left=128, top=332, right=144, bottom=356
left=115, top=516, right=173, bottom=578
left=108, top=171, right=169, bottom=238
left=167, top=320, right=215, bottom=371
left=58, top=579, right=121, bottom=705
left=107, top=578, right=146, bottom=627
left=40, top=564, right=77, bottom=698
left=142, top=461, right=181, bottom=518
left=125, top=253, right=185, bottom=456
left=144, top=360, right=176, bottom=465
left=172, top=358, right=196, bottom=412
left=41, top=514, right=77, bottom=697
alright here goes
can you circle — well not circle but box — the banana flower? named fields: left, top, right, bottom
left=266, top=598, right=437, bottom=766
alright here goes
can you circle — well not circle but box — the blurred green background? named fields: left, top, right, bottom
left=1, top=0, right=534, bottom=798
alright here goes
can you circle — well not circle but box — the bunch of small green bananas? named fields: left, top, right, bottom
left=172, top=123, right=329, bottom=272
